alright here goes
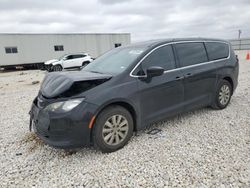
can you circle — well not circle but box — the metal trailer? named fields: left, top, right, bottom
left=0, top=33, right=131, bottom=69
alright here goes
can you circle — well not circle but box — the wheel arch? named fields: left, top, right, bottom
left=89, top=100, right=139, bottom=143
left=108, top=101, right=138, bottom=131
left=222, top=76, right=234, bottom=93
left=82, top=60, right=91, bottom=66
left=52, top=61, right=63, bottom=67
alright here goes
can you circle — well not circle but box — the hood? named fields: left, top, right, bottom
left=41, top=71, right=112, bottom=98
left=44, top=59, right=59, bottom=65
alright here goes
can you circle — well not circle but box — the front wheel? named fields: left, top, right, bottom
left=93, top=105, right=134, bottom=153
left=52, top=65, right=63, bottom=72
left=211, top=80, right=232, bottom=109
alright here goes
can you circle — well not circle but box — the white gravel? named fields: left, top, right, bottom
left=0, top=57, right=250, bottom=187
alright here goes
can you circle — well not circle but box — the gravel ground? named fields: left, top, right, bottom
left=0, top=59, right=250, bottom=187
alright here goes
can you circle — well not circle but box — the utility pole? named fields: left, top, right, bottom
left=238, top=29, right=242, bottom=39
left=238, top=29, right=242, bottom=50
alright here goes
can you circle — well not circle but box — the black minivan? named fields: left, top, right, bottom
left=30, top=38, right=239, bottom=152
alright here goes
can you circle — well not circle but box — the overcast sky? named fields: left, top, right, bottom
left=0, top=0, right=249, bottom=41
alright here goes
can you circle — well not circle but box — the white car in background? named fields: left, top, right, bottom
left=44, top=53, right=93, bottom=71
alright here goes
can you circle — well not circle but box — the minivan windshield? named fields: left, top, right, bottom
left=83, top=46, right=146, bottom=75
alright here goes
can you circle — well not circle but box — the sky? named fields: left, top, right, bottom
left=0, top=0, right=249, bottom=42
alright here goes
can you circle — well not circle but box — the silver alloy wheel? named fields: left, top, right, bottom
left=102, top=115, right=129, bottom=146
left=219, top=84, right=230, bottom=105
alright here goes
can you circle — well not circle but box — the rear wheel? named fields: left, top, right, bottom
left=53, top=65, right=63, bottom=72
left=81, top=61, right=90, bottom=68
left=211, top=80, right=232, bottom=109
left=93, top=105, right=134, bottom=153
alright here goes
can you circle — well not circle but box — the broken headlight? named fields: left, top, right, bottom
left=45, top=98, right=84, bottom=112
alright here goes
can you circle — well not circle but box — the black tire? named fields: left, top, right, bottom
left=53, top=65, right=63, bottom=72
left=211, top=80, right=232, bottom=109
left=82, top=61, right=90, bottom=67
left=93, top=105, right=134, bottom=153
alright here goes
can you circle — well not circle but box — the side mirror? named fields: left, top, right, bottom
left=146, top=66, right=164, bottom=78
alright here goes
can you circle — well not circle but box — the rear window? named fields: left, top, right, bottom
left=175, top=42, right=208, bottom=67
left=205, top=42, right=229, bottom=61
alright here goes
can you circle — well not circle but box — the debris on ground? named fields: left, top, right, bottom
left=147, top=128, right=162, bottom=135
left=31, top=81, right=40, bottom=85
left=19, top=72, right=27, bottom=76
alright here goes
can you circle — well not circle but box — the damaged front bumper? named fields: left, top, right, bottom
left=29, top=97, right=99, bottom=149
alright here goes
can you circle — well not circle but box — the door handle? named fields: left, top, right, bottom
left=175, top=76, right=184, bottom=81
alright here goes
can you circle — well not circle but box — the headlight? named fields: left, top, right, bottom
left=45, top=98, right=84, bottom=112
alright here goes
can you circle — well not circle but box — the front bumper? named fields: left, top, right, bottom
left=30, top=99, right=98, bottom=149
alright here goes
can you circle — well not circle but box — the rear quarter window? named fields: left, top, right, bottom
left=175, top=42, right=208, bottom=67
left=205, top=42, right=229, bottom=61
left=73, top=54, right=85, bottom=59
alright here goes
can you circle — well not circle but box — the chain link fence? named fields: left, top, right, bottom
left=229, top=38, right=250, bottom=50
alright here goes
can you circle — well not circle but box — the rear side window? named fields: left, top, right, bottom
left=141, top=45, right=175, bottom=72
left=205, top=42, right=229, bottom=61
left=175, top=42, right=208, bottom=67
left=79, top=54, right=86, bottom=58
left=72, top=54, right=86, bottom=59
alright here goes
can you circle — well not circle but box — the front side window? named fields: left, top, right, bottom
left=83, top=46, right=146, bottom=75
left=141, top=45, right=175, bottom=74
left=5, top=47, right=18, bottom=54
left=175, top=42, right=208, bottom=67
left=66, top=55, right=73, bottom=60
left=205, top=42, right=229, bottom=61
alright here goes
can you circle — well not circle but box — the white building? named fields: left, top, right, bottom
left=0, top=33, right=131, bottom=68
